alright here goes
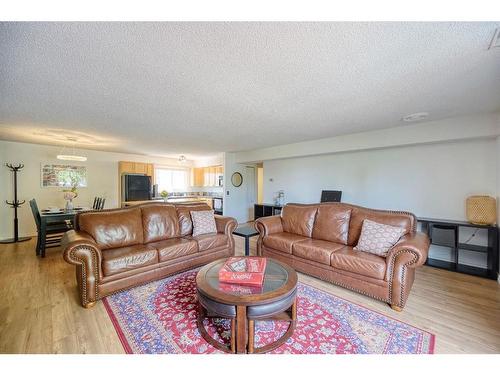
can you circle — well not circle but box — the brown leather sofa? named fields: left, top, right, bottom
left=62, top=202, right=237, bottom=308
left=255, top=203, right=429, bottom=311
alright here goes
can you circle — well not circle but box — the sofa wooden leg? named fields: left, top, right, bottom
left=390, top=304, right=402, bottom=312
left=84, top=301, right=96, bottom=309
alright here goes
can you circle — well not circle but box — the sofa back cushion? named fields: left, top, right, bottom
left=141, top=204, right=180, bottom=243
left=176, top=203, right=212, bottom=236
left=347, top=206, right=415, bottom=246
left=281, top=204, right=318, bottom=238
left=312, top=204, right=352, bottom=245
left=77, top=207, right=144, bottom=250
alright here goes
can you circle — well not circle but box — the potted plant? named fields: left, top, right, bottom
left=160, top=190, right=169, bottom=202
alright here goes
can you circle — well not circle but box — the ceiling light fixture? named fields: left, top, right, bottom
left=401, top=112, right=429, bottom=123
left=178, top=155, right=187, bottom=163
left=57, top=137, right=87, bottom=162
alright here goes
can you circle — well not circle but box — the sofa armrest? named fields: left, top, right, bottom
left=385, top=232, right=430, bottom=309
left=386, top=232, right=430, bottom=269
left=214, top=215, right=238, bottom=256
left=254, top=216, right=283, bottom=256
left=254, top=216, right=283, bottom=237
left=214, top=215, right=238, bottom=235
left=62, top=230, right=102, bottom=307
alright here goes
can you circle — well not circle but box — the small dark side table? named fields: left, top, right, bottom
left=233, top=225, right=259, bottom=256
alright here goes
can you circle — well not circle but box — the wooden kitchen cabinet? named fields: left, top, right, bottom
left=119, top=161, right=135, bottom=174
left=191, top=168, right=205, bottom=187
left=119, top=161, right=154, bottom=176
left=134, top=163, right=148, bottom=174
left=191, top=165, right=223, bottom=187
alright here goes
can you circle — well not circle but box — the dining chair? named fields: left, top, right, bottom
left=29, top=199, right=72, bottom=256
left=92, top=197, right=106, bottom=210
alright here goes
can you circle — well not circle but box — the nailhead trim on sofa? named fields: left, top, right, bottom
left=388, top=249, right=419, bottom=308
left=67, top=245, right=100, bottom=307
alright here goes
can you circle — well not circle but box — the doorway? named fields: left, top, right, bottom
left=245, top=165, right=257, bottom=222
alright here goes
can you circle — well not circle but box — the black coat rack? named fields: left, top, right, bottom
left=0, top=163, right=31, bottom=244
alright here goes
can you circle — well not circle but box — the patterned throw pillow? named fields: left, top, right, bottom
left=190, top=210, right=217, bottom=237
left=354, top=219, right=406, bottom=257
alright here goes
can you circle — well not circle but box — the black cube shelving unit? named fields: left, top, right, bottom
left=254, top=203, right=283, bottom=220
left=418, top=217, right=499, bottom=280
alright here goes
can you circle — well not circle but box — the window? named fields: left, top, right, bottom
left=154, top=166, right=189, bottom=192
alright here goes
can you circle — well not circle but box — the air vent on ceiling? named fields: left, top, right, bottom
left=489, top=28, right=500, bottom=49
left=402, top=112, right=429, bottom=123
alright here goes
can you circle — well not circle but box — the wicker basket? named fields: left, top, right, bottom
left=466, top=196, right=497, bottom=225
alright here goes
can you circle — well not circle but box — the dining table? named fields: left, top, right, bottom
left=39, top=207, right=90, bottom=257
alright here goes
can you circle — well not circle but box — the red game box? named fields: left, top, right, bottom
left=218, top=282, right=263, bottom=295
left=218, top=257, right=267, bottom=286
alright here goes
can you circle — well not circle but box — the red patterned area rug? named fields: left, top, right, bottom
left=103, top=269, right=435, bottom=354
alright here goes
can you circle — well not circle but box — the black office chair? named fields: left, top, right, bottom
left=92, top=197, right=106, bottom=210
left=29, top=199, right=71, bottom=257
left=320, top=190, right=342, bottom=203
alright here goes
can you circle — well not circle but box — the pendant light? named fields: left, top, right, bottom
left=57, top=137, right=87, bottom=162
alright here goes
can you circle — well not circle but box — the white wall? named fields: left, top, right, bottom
left=257, top=167, right=264, bottom=204
left=0, top=140, right=192, bottom=239
left=223, top=152, right=247, bottom=223
left=223, top=152, right=261, bottom=223
left=263, top=139, right=497, bottom=220
left=236, top=113, right=500, bottom=163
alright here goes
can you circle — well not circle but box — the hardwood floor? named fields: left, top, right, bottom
left=1, top=236, right=499, bottom=354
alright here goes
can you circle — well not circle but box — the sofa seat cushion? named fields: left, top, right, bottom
left=330, top=246, right=387, bottom=280
left=148, top=238, right=198, bottom=262
left=102, top=245, right=158, bottom=276
left=292, top=239, right=345, bottom=265
left=190, top=233, right=228, bottom=251
left=263, top=232, right=309, bottom=254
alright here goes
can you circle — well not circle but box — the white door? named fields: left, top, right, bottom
left=245, top=166, right=256, bottom=221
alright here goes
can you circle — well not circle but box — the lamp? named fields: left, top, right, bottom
left=178, top=155, right=187, bottom=163
left=57, top=137, right=87, bottom=162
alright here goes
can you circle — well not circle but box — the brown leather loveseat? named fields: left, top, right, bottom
left=255, top=203, right=429, bottom=311
left=62, top=202, right=237, bottom=308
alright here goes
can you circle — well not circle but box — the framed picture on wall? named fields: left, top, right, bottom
left=41, top=163, right=88, bottom=188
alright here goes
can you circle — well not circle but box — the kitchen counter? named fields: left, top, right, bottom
left=122, top=197, right=216, bottom=208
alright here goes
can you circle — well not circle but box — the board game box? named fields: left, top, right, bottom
left=218, top=257, right=267, bottom=286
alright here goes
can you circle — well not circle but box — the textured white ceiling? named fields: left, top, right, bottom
left=1, top=22, right=499, bottom=158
